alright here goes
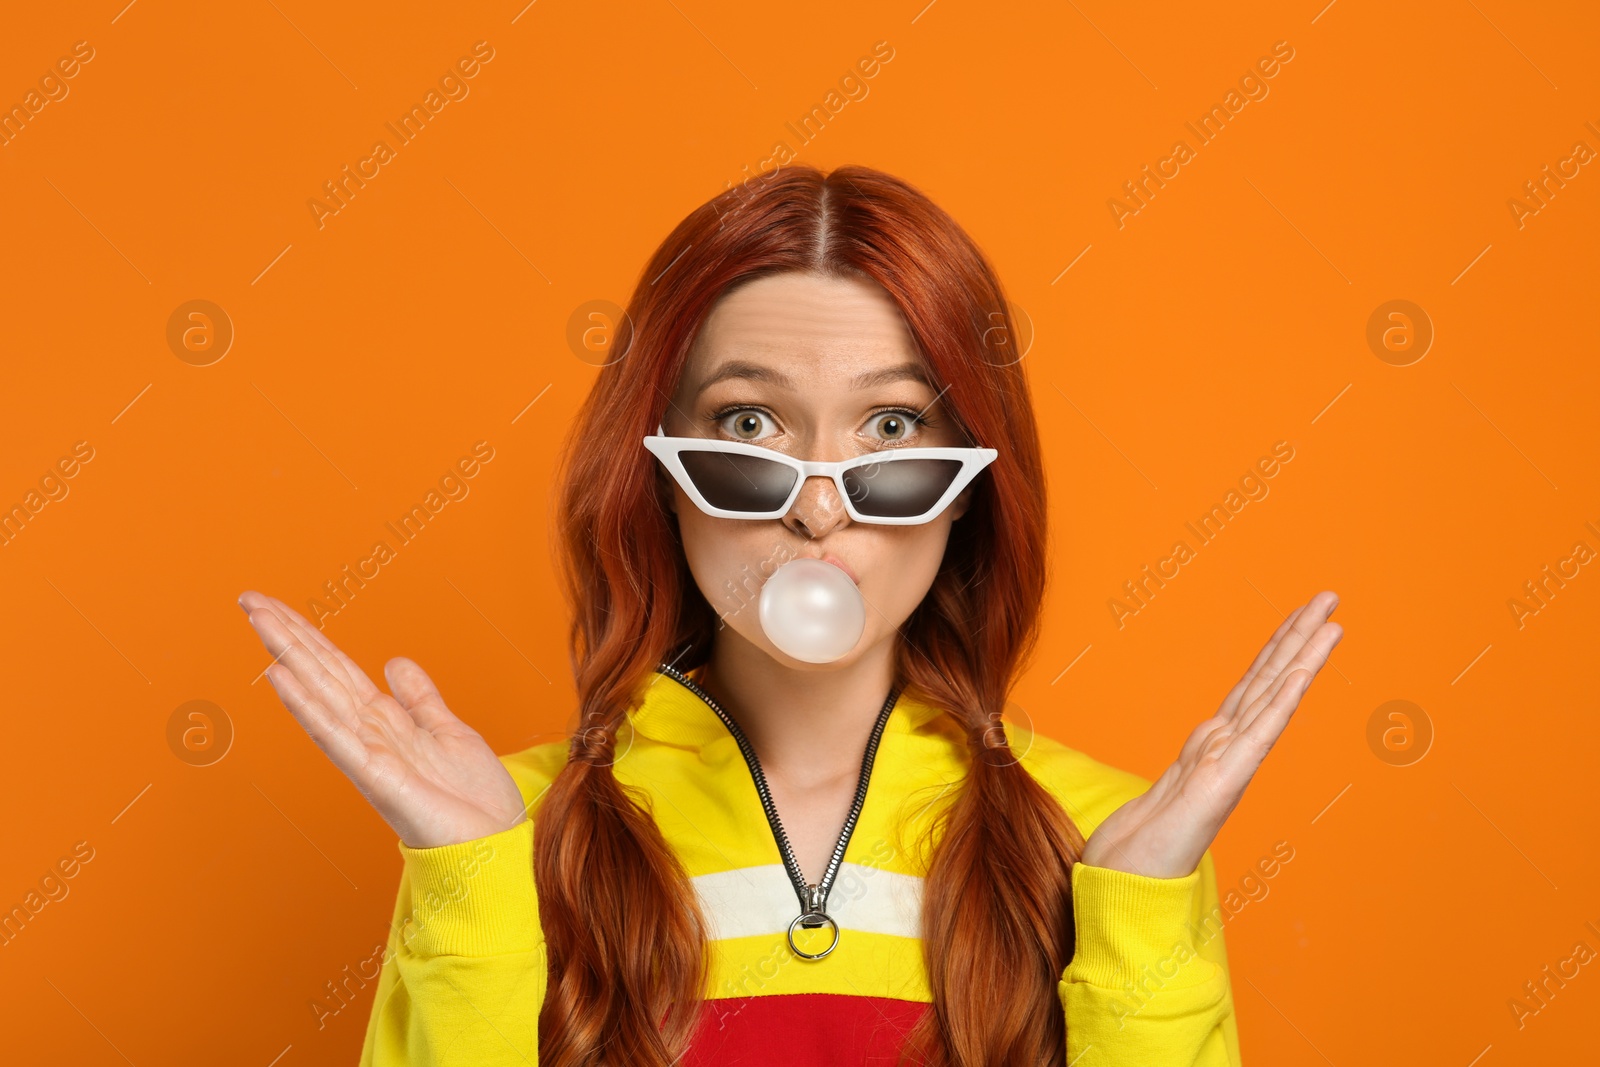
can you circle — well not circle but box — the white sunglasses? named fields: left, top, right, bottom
left=644, top=423, right=997, bottom=525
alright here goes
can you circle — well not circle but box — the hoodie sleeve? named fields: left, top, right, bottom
left=357, top=817, right=547, bottom=1066
left=1058, top=848, right=1241, bottom=1065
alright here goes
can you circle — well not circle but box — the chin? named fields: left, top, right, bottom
left=741, top=621, right=898, bottom=671
left=766, top=648, right=864, bottom=671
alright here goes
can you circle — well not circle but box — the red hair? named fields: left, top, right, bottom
left=537, top=163, right=1087, bottom=1065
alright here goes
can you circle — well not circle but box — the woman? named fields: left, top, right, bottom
left=239, top=163, right=1341, bottom=1066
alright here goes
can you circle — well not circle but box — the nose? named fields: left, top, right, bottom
left=781, top=460, right=852, bottom=540
left=783, top=474, right=852, bottom=539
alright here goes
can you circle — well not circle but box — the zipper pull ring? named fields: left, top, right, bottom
left=787, top=885, right=840, bottom=961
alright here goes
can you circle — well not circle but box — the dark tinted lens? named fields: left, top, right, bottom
left=842, top=457, right=963, bottom=518
left=679, top=450, right=798, bottom=512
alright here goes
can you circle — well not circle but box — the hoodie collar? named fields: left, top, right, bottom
left=625, top=664, right=946, bottom=749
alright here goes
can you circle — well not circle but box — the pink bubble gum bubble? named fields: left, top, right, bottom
left=758, top=558, right=866, bottom=664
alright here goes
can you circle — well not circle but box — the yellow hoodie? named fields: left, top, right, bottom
left=357, top=664, right=1242, bottom=1064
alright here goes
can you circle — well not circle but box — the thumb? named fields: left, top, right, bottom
left=384, top=657, right=455, bottom=729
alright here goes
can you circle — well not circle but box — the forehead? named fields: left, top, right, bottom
left=684, top=271, right=922, bottom=382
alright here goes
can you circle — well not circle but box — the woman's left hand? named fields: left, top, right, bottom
left=1078, top=590, right=1344, bottom=879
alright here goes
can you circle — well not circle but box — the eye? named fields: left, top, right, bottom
left=712, top=407, right=777, bottom=441
left=867, top=409, right=928, bottom=443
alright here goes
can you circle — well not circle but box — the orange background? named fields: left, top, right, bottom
left=2, top=1, right=1596, bottom=1063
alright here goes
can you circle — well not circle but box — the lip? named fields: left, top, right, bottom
left=818, top=553, right=859, bottom=585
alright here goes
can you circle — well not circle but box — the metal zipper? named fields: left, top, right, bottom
left=655, top=662, right=899, bottom=960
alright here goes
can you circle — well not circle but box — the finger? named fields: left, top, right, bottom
left=1230, top=592, right=1338, bottom=722
left=1222, top=666, right=1315, bottom=782
left=253, top=594, right=380, bottom=706
left=1217, top=605, right=1305, bottom=720
left=252, top=598, right=360, bottom=707
left=241, top=591, right=338, bottom=690
left=263, top=661, right=373, bottom=782
left=1235, top=620, right=1342, bottom=739
left=383, top=657, right=462, bottom=733
left=1174, top=711, right=1230, bottom=770
left=1180, top=604, right=1312, bottom=767
left=1230, top=604, right=1318, bottom=719
left=257, top=593, right=381, bottom=697
left=246, top=608, right=362, bottom=729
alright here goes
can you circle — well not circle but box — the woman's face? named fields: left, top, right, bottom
left=661, top=270, right=974, bottom=670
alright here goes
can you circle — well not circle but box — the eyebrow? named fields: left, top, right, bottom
left=695, top=359, right=932, bottom=395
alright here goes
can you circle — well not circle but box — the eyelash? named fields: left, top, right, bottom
left=705, top=403, right=936, bottom=439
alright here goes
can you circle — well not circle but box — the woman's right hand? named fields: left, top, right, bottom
left=237, top=591, right=528, bottom=849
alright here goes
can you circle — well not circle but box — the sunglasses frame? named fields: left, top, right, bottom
left=643, top=424, right=997, bottom=525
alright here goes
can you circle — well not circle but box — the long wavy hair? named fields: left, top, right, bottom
left=536, top=163, right=1087, bottom=1065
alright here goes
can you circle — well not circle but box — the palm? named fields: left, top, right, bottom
left=238, top=591, right=527, bottom=849
left=1079, top=591, right=1343, bottom=879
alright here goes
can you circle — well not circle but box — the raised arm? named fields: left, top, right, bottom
left=1060, top=589, right=1342, bottom=1063
left=237, top=592, right=546, bottom=1065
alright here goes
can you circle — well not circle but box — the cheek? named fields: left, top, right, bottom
left=676, top=509, right=789, bottom=625
left=856, top=524, right=951, bottom=624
